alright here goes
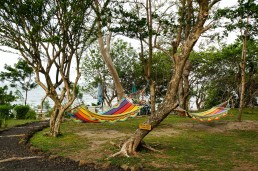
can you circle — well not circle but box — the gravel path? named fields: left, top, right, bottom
left=0, top=121, right=123, bottom=171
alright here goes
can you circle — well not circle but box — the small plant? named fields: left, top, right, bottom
left=0, top=105, right=13, bottom=127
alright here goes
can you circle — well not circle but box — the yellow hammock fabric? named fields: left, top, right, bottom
left=177, top=101, right=230, bottom=122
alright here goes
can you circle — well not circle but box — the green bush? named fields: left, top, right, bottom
left=0, top=104, right=12, bottom=119
left=25, top=109, right=37, bottom=119
left=13, top=105, right=30, bottom=119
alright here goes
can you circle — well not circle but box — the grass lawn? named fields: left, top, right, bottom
left=0, top=119, right=37, bottom=131
left=30, top=108, right=258, bottom=170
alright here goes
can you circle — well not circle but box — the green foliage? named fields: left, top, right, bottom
left=216, top=0, right=258, bottom=39
left=0, top=58, right=37, bottom=105
left=152, top=52, right=172, bottom=101
left=25, top=109, right=37, bottom=119
left=13, top=105, right=30, bottom=119
left=0, top=86, right=16, bottom=105
left=111, top=39, right=142, bottom=93
left=190, top=40, right=258, bottom=108
left=0, top=104, right=13, bottom=119
left=43, top=99, right=51, bottom=111
left=81, top=39, right=141, bottom=101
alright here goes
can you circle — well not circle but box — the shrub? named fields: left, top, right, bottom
left=25, top=109, right=37, bottom=119
left=13, top=105, right=30, bottom=119
left=0, top=104, right=12, bottom=119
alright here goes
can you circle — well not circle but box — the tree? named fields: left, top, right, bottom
left=0, top=0, right=96, bottom=136
left=190, top=41, right=258, bottom=109
left=81, top=39, right=140, bottom=106
left=111, top=0, right=158, bottom=114
left=92, top=0, right=125, bottom=102
left=0, top=85, right=16, bottom=105
left=111, top=0, right=221, bottom=156
left=152, top=52, right=172, bottom=103
left=0, top=58, right=37, bottom=105
left=217, top=0, right=258, bottom=121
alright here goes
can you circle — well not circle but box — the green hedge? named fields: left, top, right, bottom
left=0, top=104, right=12, bottom=119
left=25, top=109, right=37, bottom=120
left=13, top=105, right=30, bottom=119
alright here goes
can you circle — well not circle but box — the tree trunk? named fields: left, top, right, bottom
left=94, top=1, right=124, bottom=102
left=238, top=35, right=247, bottom=122
left=97, top=36, right=124, bottom=101
left=117, top=58, right=186, bottom=155
left=24, top=90, right=28, bottom=106
left=150, top=81, right=156, bottom=114
left=49, top=105, right=65, bottom=137
left=238, top=18, right=248, bottom=122
left=178, top=78, right=184, bottom=107
left=113, top=0, right=215, bottom=156
left=178, top=60, right=190, bottom=109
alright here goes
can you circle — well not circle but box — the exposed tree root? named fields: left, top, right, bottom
left=109, top=149, right=130, bottom=158
left=109, top=139, right=134, bottom=158
left=0, top=156, right=42, bottom=163
left=109, top=140, right=161, bottom=158
left=0, top=134, right=25, bottom=138
left=142, top=144, right=161, bottom=153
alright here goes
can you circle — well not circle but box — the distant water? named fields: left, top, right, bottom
left=1, top=83, right=96, bottom=108
left=24, top=86, right=97, bottom=107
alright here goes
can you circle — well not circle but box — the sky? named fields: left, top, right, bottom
left=0, top=0, right=238, bottom=74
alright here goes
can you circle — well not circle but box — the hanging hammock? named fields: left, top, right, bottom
left=175, top=100, right=231, bottom=122
left=70, top=98, right=141, bottom=123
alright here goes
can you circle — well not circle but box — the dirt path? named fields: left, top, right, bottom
left=0, top=121, right=122, bottom=171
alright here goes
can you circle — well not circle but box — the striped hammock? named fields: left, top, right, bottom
left=70, top=98, right=141, bottom=123
left=187, top=101, right=230, bottom=122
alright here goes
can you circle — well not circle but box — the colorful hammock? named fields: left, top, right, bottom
left=187, top=101, right=230, bottom=122
left=70, top=98, right=141, bottom=123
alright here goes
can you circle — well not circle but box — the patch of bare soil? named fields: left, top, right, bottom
left=72, top=130, right=131, bottom=162
left=173, top=120, right=258, bottom=133
left=233, top=161, right=258, bottom=171
left=148, top=128, right=182, bottom=137
left=76, top=130, right=129, bottom=139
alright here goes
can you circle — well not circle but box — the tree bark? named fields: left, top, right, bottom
left=116, top=58, right=185, bottom=155
left=238, top=33, right=247, bottom=122
left=49, top=104, right=65, bottom=137
left=238, top=16, right=249, bottom=122
left=150, top=81, right=156, bottom=114
left=24, top=89, right=28, bottom=106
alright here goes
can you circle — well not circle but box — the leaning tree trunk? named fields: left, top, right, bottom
left=95, top=1, right=125, bottom=101
left=113, top=0, right=214, bottom=156
left=97, top=35, right=125, bottom=101
left=113, top=58, right=186, bottom=156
